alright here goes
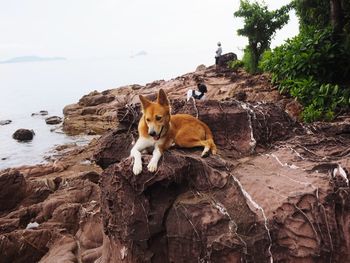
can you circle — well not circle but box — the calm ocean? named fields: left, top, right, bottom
left=0, top=52, right=212, bottom=169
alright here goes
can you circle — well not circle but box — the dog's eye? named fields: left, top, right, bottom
left=146, top=118, right=150, bottom=122
left=155, top=116, right=162, bottom=121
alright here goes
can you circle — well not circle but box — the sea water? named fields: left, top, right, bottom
left=0, top=52, right=212, bottom=169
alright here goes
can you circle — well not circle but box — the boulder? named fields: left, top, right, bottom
left=12, top=129, right=35, bottom=141
left=217, top=52, right=238, bottom=68
left=45, top=116, right=62, bottom=125
left=0, top=120, right=12, bottom=125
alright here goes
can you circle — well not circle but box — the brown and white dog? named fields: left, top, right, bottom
left=130, top=89, right=217, bottom=175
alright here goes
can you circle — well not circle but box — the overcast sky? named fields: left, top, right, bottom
left=0, top=0, right=298, bottom=60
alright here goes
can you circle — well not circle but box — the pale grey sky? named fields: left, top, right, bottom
left=0, top=0, right=298, bottom=60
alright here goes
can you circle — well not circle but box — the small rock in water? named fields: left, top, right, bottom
left=45, top=116, right=62, bottom=125
left=31, top=110, right=48, bottom=116
left=12, top=129, right=35, bottom=141
left=0, top=120, right=12, bottom=125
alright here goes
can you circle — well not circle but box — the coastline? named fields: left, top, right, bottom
left=1, top=64, right=350, bottom=262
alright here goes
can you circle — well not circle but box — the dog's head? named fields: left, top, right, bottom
left=139, top=89, right=171, bottom=140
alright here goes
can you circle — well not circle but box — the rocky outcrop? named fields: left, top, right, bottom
left=63, top=90, right=119, bottom=135
left=1, top=65, right=350, bottom=262
left=96, top=98, right=350, bottom=262
left=0, top=140, right=104, bottom=263
left=63, top=66, right=296, bottom=136
left=93, top=100, right=296, bottom=169
left=12, top=129, right=35, bottom=141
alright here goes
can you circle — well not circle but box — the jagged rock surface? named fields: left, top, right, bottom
left=63, top=66, right=297, bottom=135
left=0, top=141, right=104, bottom=263
left=1, top=65, right=349, bottom=262
left=96, top=99, right=350, bottom=262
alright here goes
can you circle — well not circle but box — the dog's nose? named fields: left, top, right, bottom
left=149, top=131, right=156, bottom=137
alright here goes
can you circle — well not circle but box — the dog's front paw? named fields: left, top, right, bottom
left=147, top=161, right=158, bottom=173
left=133, top=162, right=143, bottom=175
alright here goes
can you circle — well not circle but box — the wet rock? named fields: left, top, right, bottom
left=45, top=116, right=62, bottom=125
left=12, top=129, right=35, bottom=141
left=31, top=110, right=48, bottom=116
left=0, top=120, right=12, bottom=125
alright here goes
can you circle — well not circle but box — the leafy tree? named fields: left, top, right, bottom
left=294, top=0, right=350, bottom=34
left=260, top=0, right=350, bottom=122
left=234, top=1, right=292, bottom=73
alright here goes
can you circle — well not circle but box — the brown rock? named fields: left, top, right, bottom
left=0, top=170, right=26, bottom=213
left=12, top=129, right=35, bottom=141
left=2, top=65, right=350, bottom=263
left=285, top=100, right=303, bottom=120
left=217, top=52, right=238, bottom=68
left=45, top=116, right=62, bottom=125
left=93, top=99, right=296, bottom=169
left=95, top=94, right=350, bottom=262
left=62, top=67, right=293, bottom=136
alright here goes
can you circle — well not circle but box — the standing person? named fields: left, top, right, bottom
left=215, top=42, right=222, bottom=65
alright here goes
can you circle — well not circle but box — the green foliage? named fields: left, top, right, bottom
left=234, top=0, right=292, bottom=73
left=228, top=59, right=244, bottom=71
left=260, top=28, right=350, bottom=83
left=293, top=0, right=330, bottom=30
left=260, top=27, right=350, bottom=122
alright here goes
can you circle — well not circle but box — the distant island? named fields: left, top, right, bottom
left=130, top=50, right=148, bottom=58
left=0, top=56, right=67, bottom=64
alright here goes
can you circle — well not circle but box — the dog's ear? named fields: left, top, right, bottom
left=139, top=95, right=151, bottom=110
left=157, top=89, right=169, bottom=106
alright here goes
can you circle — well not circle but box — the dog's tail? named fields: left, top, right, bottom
left=203, top=124, right=217, bottom=155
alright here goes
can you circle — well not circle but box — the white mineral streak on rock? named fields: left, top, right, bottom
left=26, top=222, right=39, bottom=229
left=231, top=175, right=273, bottom=263
left=120, top=246, right=128, bottom=260
left=269, top=153, right=300, bottom=170
left=240, top=103, right=257, bottom=152
left=268, top=153, right=316, bottom=190
left=210, top=199, right=248, bottom=250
